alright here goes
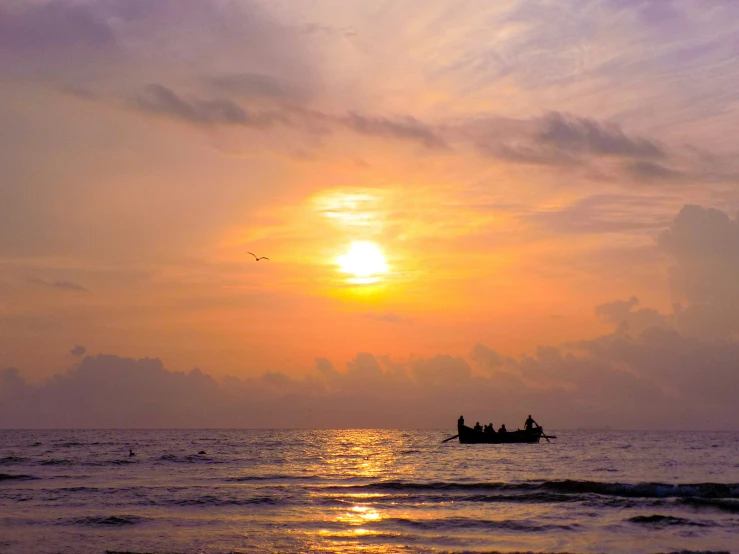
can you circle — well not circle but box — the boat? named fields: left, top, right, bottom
left=456, top=423, right=548, bottom=444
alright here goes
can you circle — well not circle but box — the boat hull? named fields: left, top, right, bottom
left=458, top=424, right=542, bottom=444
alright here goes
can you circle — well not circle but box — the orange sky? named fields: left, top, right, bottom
left=2, top=1, right=739, bottom=429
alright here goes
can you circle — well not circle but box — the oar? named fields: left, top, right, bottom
left=441, top=434, right=459, bottom=443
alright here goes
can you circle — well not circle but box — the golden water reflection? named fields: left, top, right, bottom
left=338, top=505, right=382, bottom=525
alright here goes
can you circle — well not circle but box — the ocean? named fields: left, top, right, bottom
left=0, top=429, right=737, bottom=553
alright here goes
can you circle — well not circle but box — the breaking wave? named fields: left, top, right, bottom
left=345, top=480, right=739, bottom=499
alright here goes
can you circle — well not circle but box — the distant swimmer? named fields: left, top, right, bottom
left=247, top=252, right=269, bottom=261
left=129, top=450, right=136, bottom=457
left=198, top=450, right=206, bottom=455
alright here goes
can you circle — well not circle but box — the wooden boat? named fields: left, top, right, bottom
left=457, top=423, right=545, bottom=444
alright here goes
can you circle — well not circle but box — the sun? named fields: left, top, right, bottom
left=337, top=242, right=388, bottom=281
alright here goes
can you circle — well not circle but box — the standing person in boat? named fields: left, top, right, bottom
left=474, top=422, right=483, bottom=432
left=498, top=424, right=507, bottom=433
left=458, top=415, right=465, bottom=428
left=524, top=415, right=539, bottom=432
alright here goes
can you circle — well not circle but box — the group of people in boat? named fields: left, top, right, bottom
left=458, top=414, right=540, bottom=434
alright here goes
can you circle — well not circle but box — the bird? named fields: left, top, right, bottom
left=247, top=252, right=269, bottom=261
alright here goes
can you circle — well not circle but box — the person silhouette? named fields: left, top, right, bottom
left=498, top=424, right=507, bottom=433
left=474, top=422, right=482, bottom=432
left=458, top=415, right=465, bottom=427
left=129, top=449, right=136, bottom=457
left=524, top=415, right=539, bottom=432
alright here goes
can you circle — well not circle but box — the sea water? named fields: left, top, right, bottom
left=0, top=429, right=737, bottom=553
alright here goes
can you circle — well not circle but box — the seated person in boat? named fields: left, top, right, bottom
left=524, top=415, right=539, bottom=432
left=484, top=423, right=495, bottom=434
left=498, top=424, right=507, bottom=433
left=473, top=422, right=483, bottom=432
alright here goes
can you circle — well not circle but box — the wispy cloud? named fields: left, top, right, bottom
left=134, top=84, right=285, bottom=128
left=28, top=277, right=88, bottom=293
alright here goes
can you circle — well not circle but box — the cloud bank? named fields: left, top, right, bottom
left=2, top=322, right=737, bottom=430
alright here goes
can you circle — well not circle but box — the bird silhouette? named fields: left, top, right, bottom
left=247, top=252, right=269, bottom=261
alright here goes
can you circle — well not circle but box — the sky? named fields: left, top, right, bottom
left=2, top=0, right=739, bottom=429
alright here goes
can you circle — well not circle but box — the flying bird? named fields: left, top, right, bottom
left=248, top=252, right=270, bottom=261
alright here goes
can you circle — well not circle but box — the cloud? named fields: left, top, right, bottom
left=524, top=194, right=673, bottom=235
left=626, top=160, right=684, bottom=182
left=595, top=297, right=671, bottom=335
left=466, top=112, right=668, bottom=170
left=134, top=84, right=283, bottom=128
left=207, top=73, right=311, bottom=103
left=536, top=112, right=664, bottom=159
left=70, top=345, right=87, bottom=357
left=412, top=355, right=471, bottom=386
left=28, top=277, right=88, bottom=292
left=130, top=83, right=448, bottom=149
left=3, top=330, right=738, bottom=429
left=0, top=1, right=115, bottom=54
left=339, top=113, right=447, bottom=149
left=658, top=205, right=739, bottom=339
left=471, top=344, right=503, bottom=370
left=0, top=0, right=314, bottom=91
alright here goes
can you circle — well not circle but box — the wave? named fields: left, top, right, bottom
left=540, top=480, right=739, bottom=499
left=57, top=486, right=100, bottom=493
left=4, top=458, right=134, bottom=467
left=378, top=516, right=579, bottom=532
left=0, top=473, right=39, bottom=481
left=679, top=498, right=739, bottom=513
left=155, top=454, right=222, bottom=464
left=627, top=514, right=712, bottom=527
left=63, top=515, right=145, bottom=527
left=169, top=495, right=281, bottom=507
left=413, top=492, right=583, bottom=504
left=0, top=456, right=26, bottom=465
left=343, top=480, right=739, bottom=499
left=226, top=474, right=322, bottom=482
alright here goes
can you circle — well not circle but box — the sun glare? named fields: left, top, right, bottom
left=337, top=242, right=388, bottom=282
